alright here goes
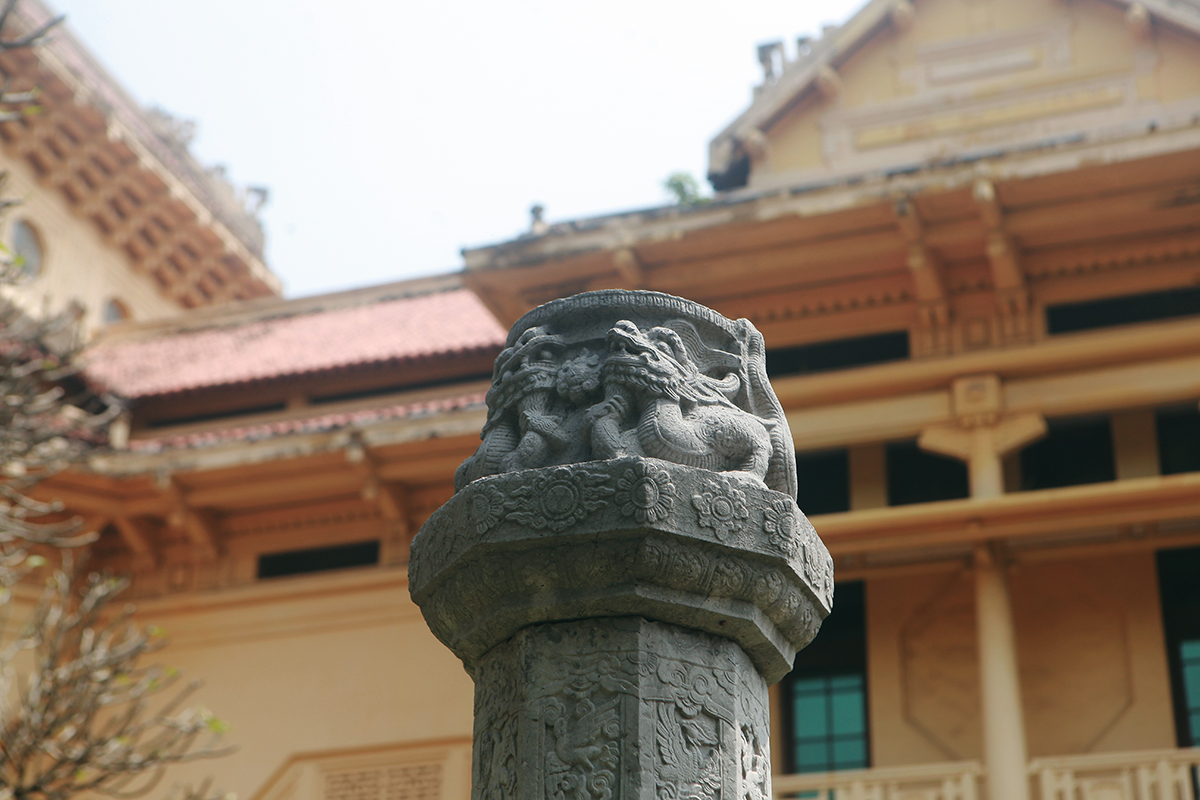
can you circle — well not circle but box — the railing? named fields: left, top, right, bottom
left=1030, top=747, right=1200, bottom=800
left=771, top=748, right=1200, bottom=800
left=773, top=761, right=983, bottom=800
left=250, top=740, right=472, bottom=800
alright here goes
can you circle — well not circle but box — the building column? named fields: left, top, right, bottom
left=974, top=543, right=1030, bottom=800
left=918, top=375, right=1046, bottom=500
left=918, top=376, right=1043, bottom=796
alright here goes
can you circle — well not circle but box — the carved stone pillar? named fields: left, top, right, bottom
left=409, top=290, right=832, bottom=800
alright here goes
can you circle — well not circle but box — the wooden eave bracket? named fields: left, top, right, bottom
left=347, top=441, right=414, bottom=566
left=162, top=476, right=218, bottom=561
left=113, top=515, right=158, bottom=570
left=974, top=179, right=1032, bottom=339
left=920, top=374, right=1047, bottom=469
left=895, top=198, right=949, bottom=328
left=347, top=440, right=411, bottom=524
left=7, top=43, right=282, bottom=304
left=920, top=412, right=1047, bottom=463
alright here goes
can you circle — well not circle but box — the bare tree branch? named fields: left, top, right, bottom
left=0, top=570, right=233, bottom=800
left=0, top=10, right=232, bottom=800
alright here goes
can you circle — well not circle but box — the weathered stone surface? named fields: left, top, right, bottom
left=410, top=458, right=831, bottom=684
left=454, top=290, right=797, bottom=499
left=411, top=290, right=830, bottom=800
left=473, top=617, right=770, bottom=800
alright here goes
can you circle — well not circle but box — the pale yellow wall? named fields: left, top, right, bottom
left=760, top=98, right=828, bottom=177
left=1010, top=553, right=1175, bottom=756
left=868, top=568, right=980, bottom=766
left=867, top=552, right=1175, bottom=768
left=838, top=27, right=903, bottom=110
left=127, top=569, right=475, bottom=799
left=755, top=0, right=1200, bottom=186
left=1067, top=0, right=1137, bottom=78
left=0, top=152, right=181, bottom=336
left=1155, top=24, right=1200, bottom=103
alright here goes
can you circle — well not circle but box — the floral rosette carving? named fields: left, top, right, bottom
left=471, top=485, right=506, bottom=535
left=505, top=467, right=613, bottom=532
left=615, top=462, right=676, bottom=524
left=761, top=498, right=801, bottom=558
left=692, top=479, right=750, bottom=543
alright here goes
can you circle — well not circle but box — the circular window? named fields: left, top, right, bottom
left=104, top=298, right=131, bottom=325
left=11, top=219, right=43, bottom=279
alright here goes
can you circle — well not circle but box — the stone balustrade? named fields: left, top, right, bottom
left=773, top=761, right=982, bottom=800
left=1030, top=747, right=1200, bottom=800
left=769, top=748, right=1200, bottom=800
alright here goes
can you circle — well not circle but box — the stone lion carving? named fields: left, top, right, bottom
left=588, top=319, right=772, bottom=484
left=455, top=291, right=797, bottom=499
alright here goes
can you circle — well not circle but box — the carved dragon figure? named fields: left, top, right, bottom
left=455, top=326, right=568, bottom=489
left=588, top=319, right=776, bottom=486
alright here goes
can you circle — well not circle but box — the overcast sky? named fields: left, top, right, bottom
left=49, top=1, right=865, bottom=298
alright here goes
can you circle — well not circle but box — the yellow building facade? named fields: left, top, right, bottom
left=0, top=0, right=279, bottom=336
left=19, top=0, right=1200, bottom=799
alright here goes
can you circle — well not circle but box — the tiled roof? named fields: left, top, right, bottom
left=85, top=288, right=506, bottom=398
left=128, top=391, right=486, bottom=452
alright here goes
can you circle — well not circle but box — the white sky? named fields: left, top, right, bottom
left=49, top=0, right=866, bottom=298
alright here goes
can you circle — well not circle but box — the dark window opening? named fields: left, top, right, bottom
left=257, top=540, right=380, bottom=579
left=146, top=402, right=288, bottom=429
left=796, top=449, right=851, bottom=516
left=782, top=581, right=869, bottom=774
left=1047, top=286, right=1200, bottom=334
left=886, top=441, right=969, bottom=506
left=767, top=332, right=909, bottom=378
left=1019, top=416, right=1114, bottom=491
left=1157, top=547, right=1200, bottom=748
left=310, top=371, right=494, bottom=406
left=1157, top=405, right=1200, bottom=476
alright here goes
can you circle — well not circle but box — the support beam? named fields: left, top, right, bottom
left=162, top=478, right=218, bottom=561
left=974, top=179, right=1031, bottom=342
left=113, top=515, right=158, bottom=570
left=974, top=542, right=1030, bottom=800
left=919, top=375, right=1046, bottom=498
left=896, top=198, right=950, bottom=355
left=348, top=441, right=416, bottom=566
left=181, top=508, right=219, bottom=561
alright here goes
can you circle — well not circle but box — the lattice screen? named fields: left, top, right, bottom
left=324, top=763, right=443, bottom=800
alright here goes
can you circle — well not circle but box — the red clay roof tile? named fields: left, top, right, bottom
left=86, top=289, right=505, bottom=398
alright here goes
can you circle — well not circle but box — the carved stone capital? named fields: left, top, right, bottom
left=410, top=458, right=831, bottom=684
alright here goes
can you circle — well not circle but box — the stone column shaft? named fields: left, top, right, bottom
left=474, top=618, right=771, bottom=800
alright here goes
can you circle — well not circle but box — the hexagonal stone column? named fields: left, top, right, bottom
left=409, top=290, right=832, bottom=800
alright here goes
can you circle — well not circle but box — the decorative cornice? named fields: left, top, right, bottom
left=0, top=1, right=281, bottom=307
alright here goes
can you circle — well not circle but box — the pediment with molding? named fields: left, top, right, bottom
left=710, top=0, right=1200, bottom=191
